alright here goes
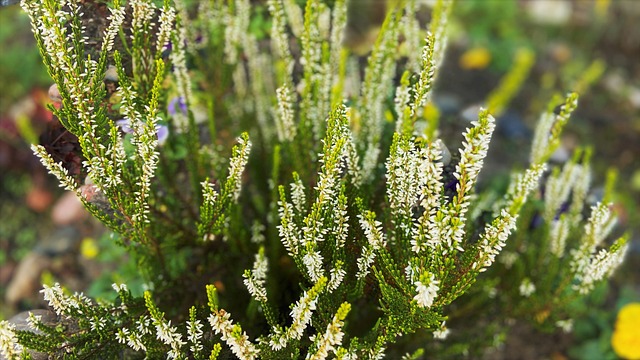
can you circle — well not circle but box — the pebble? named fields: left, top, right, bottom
left=4, top=253, right=51, bottom=306
left=496, top=111, right=531, bottom=139
left=433, top=93, right=461, bottom=116
left=51, top=190, right=89, bottom=225
left=461, top=104, right=482, bottom=123
left=525, top=0, right=571, bottom=25
left=440, top=141, right=452, bottom=166
left=8, top=309, right=58, bottom=333
left=104, top=65, right=119, bottom=82
left=25, top=187, right=54, bottom=212
left=602, top=72, right=625, bottom=94
left=35, top=225, right=81, bottom=256
left=48, top=83, right=61, bottom=103
left=0, top=310, right=58, bottom=360
left=549, top=145, right=570, bottom=163
left=628, top=86, right=640, bottom=109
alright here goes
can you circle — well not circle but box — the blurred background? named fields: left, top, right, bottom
left=1, top=0, right=639, bottom=358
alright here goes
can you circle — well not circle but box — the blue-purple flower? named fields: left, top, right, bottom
left=116, top=118, right=169, bottom=145
left=167, top=96, right=188, bottom=116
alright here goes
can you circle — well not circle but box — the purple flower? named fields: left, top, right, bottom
left=167, top=96, right=188, bottom=116
left=116, top=118, right=169, bottom=145
left=156, top=125, right=169, bottom=144
left=116, top=118, right=133, bottom=133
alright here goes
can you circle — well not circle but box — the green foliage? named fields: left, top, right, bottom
left=2, top=0, right=628, bottom=359
left=0, top=7, right=51, bottom=114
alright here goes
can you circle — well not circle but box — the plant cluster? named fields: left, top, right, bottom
left=0, top=0, right=628, bottom=359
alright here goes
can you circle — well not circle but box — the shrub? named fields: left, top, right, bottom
left=0, top=0, right=627, bottom=359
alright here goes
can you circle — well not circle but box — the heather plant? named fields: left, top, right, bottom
left=0, top=0, right=628, bottom=359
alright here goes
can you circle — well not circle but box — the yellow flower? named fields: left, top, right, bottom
left=80, top=237, right=99, bottom=259
left=612, top=303, right=640, bottom=359
left=459, top=47, right=492, bottom=70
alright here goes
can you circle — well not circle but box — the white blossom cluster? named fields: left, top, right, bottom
left=518, top=278, right=536, bottom=297
left=151, top=316, right=185, bottom=359
left=198, top=135, right=251, bottom=241
left=474, top=162, right=545, bottom=274
left=393, top=79, right=413, bottom=134
left=555, top=319, right=574, bottom=333
left=549, top=215, right=571, bottom=258
left=358, top=5, right=402, bottom=183
left=116, top=321, right=150, bottom=352
left=268, top=278, right=327, bottom=351
left=170, top=26, right=193, bottom=128
left=31, top=144, right=79, bottom=192
left=447, top=112, right=496, bottom=250
left=223, top=0, right=250, bottom=64
left=130, top=0, right=155, bottom=39
left=243, top=248, right=269, bottom=303
left=543, top=160, right=583, bottom=223
left=429, top=0, right=453, bottom=69
left=0, top=320, right=21, bottom=360
left=413, top=272, right=440, bottom=308
left=306, top=303, right=350, bottom=360
left=432, top=321, right=450, bottom=340
left=401, top=2, right=421, bottom=73
left=474, top=209, right=518, bottom=272
left=41, top=283, right=92, bottom=316
left=275, top=86, right=297, bottom=142
left=227, top=134, right=253, bottom=202
left=268, top=0, right=294, bottom=74
left=299, top=0, right=330, bottom=139
left=356, top=212, right=386, bottom=280
left=386, top=136, right=424, bottom=234
left=411, top=141, right=444, bottom=254
left=277, top=107, right=351, bottom=283
left=570, top=203, right=628, bottom=294
left=22, top=0, right=129, bottom=200
left=529, top=93, right=579, bottom=165
left=119, top=84, right=161, bottom=225
left=187, top=315, right=204, bottom=356
left=209, top=310, right=260, bottom=360
left=573, top=245, right=627, bottom=294
left=277, top=194, right=301, bottom=256
left=103, top=2, right=127, bottom=53
left=328, top=0, right=347, bottom=77
left=410, top=33, right=437, bottom=118
left=155, top=2, right=176, bottom=55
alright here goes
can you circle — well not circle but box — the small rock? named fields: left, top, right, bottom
left=496, top=111, right=531, bottom=139
left=0, top=262, right=16, bottom=286
left=602, top=72, right=625, bottom=94
left=4, top=253, right=51, bottom=306
left=586, top=186, right=604, bottom=206
left=8, top=309, right=58, bottom=333
left=461, top=104, right=482, bottom=123
left=2, top=310, right=58, bottom=360
left=628, top=86, right=640, bottom=109
left=48, top=83, right=61, bottom=103
left=35, top=225, right=81, bottom=256
left=8, top=95, right=36, bottom=120
left=526, top=0, right=571, bottom=26
left=104, top=65, right=119, bottom=82
left=433, top=93, right=461, bottom=116
left=549, top=145, right=570, bottom=163
left=51, top=190, right=89, bottom=225
left=25, top=187, right=53, bottom=212
left=549, top=42, right=572, bottom=64
left=440, top=141, right=452, bottom=166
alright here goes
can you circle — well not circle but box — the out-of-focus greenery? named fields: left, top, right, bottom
left=0, top=7, right=50, bottom=114
left=569, top=285, right=639, bottom=360
left=453, top=0, right=531, bottom=71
